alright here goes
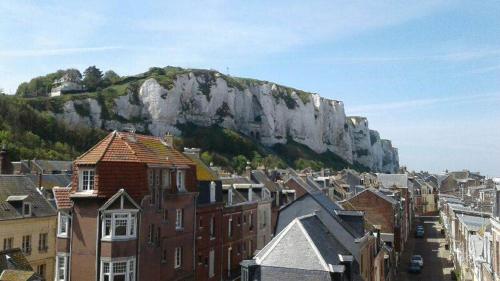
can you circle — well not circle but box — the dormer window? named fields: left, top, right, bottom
left=176, top=170, right=186, bottom=192
left=23, top=202, right=31, bottom=217
left=79, top=169, right=95, bottom=192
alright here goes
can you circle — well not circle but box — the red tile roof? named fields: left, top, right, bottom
left=75, top=131, right=194, bottom=166
left=53, top=187, right=73, bottom=209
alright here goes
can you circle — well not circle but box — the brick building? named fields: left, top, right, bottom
left=55, top=131, right=198, bottom=281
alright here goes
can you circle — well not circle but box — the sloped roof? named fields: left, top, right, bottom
left=221, top=176, right=252, bottom=186
left=0, top=269, right=41, bottom=281
left=256, top=214, right=350, bottom=272
left=26, top=174, right=71, bottom=189
left=31, top=160, right=72, bottom=173
left=184, top=155, right=218, bottom=181
left=457, top=214, right=489, bottom=232
left=251, top=170, right=280, bottom=192
left=52, top=187, right=73, bottom=210
left=346, top=188, right=398, bottom=205
left=0, top=176, right=56, bottom=220
left=0, top=249, right=32, bottom=272
left=376, top=174, right=408, bottom=188
left=75, top=131, right=194, bottom=166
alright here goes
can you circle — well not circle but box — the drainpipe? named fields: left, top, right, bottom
left=193, top=193, right=197, bottom=279
left=96, top=209, right=101, bottom=281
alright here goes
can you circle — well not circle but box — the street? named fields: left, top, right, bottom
left=397, top=217, right=454, bottom=281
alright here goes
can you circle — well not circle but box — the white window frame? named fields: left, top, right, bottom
left=58, top=213, right=70, bottom=238
left=101, top=211, right=138, bottom=241
left=210, top=181, right=216, bottom=203
left=56, top=253, right=69, bottom=281
left=78, top=168, right=95, bottom=192
left=176, top=170, right=186, bottom=192
left=3, top=237, right=13, bottom=250
left=100, top=257, right=136, bottom=281
left=22, top=202, right=31, bottom=217
left=175, top=209, right=184, bottom=230
left=174, top=247, right=182, bottom=268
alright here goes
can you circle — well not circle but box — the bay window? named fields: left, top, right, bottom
left=56, top=254, right=68, bottom=281
left=58, top=213, right=70, bottom=238
left=79, top=169, right=95, bottom=191
left=102, top=212, right=137, bottom=240
left=101, top=258, right=135, bottom=281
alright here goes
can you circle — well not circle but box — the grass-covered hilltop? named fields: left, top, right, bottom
left=0, top=66, right=399, bottom=173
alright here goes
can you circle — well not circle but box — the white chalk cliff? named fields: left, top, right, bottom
left=56, top=70, right=399, bottom=172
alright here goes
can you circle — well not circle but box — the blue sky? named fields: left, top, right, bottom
left=1, top=1, right=499, bottom=176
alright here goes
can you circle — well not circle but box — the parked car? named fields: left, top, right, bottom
left=416, top=225, right=424, bottom=238
left=411, top=255, right=424, bottom=267
left=408, top=261, right=422, bottom=273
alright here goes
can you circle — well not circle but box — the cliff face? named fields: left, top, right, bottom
left=54, top=69, right=399, bottom=172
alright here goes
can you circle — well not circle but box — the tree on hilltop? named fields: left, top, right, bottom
left=83, top=66, right=103, bottom=91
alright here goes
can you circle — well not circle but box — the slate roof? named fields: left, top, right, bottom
left=347, top=188, right=398, bottom=205
left=0, top=175, right=56, bottom=221
left=52, top=187, right=73, bottom=210
left=75, top=131, right=194, bottom=166
left=221, top=176, right=253, bottom=186
left=26, top=174, right=72, bottom=189
left=0, top=249, right=32, bottom=272
left=251, top=170, right=280, bottom=192
left=30, top=160, right=72, bottom=174
left=256, top=214, right=350, bottom=272
left=376, top=174, right=408, bottom=188
left=0, top=270, right=41, bottom=281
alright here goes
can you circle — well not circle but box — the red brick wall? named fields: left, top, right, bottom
left=70, top=199, right=103, bottom=281
left=139, top=192, right=197, bottom=281
left=343, top=191, right=395, bottom=233
left=196, top=204, right=224, bottom=281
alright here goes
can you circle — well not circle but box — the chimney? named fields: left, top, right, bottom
left=183, top=147, right=200, bottom=158
left=244, top=162, right=251, bottom=179
left=0, top=143, right=14, bottom=174
left=164, top=132, right=174, bottom=148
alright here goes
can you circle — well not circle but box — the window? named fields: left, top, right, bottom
left=176, top=170, right=186, bottom=192
left=210, top=216, right=215, bottom=239
left=22, top=235, right=31, bottom=255
left=22, top=202, right=31, bottom=217
left=79, top=169, right=95, bottom=191
left=162, top=248, right=167, bottom=263
left=209, top=249, right=215, bottom=278
left=163, top=209, right=168, bottom=222
left=148, top=169, right=154, bottom=187
left=3, top=237, right=13, bottom=250
left=56, top=255, right=67, bottom=281
left=228, top=189, right=233, bottom=205
left=228, top=217, right=232, bottom=237
left=210, top=181, right=216, bottom=203
left=58, top=213, right=70, bottom=238
left=38, top=233, right=48, bottom=252
left=198, top=216, right=203, bottom=229
left=101, top=258, right=135, bottom=281
left=175, top=209, right=183, bottom=230
left=175, top=247, right=182, bottom=268
left=248, top=240, right=252, bottom=256
left=150, top=188, right=156, bottom=205
left=155, top=169, right=161, bottom=186
left=249, top=212, right=253, bottom=230
left=155, top=227, right=161, bottom=246
left=241, top=267, right=249, bottom=281
left=37, top=264, right=46, bottom=278
left=101, top=212, right=137, bottom=240
left=148, top=224, right=154, bottom=244
left=162, top=169, right=170, bottom=189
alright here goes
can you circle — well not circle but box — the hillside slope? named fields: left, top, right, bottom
left=10, top=66, right=399, bottom=173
